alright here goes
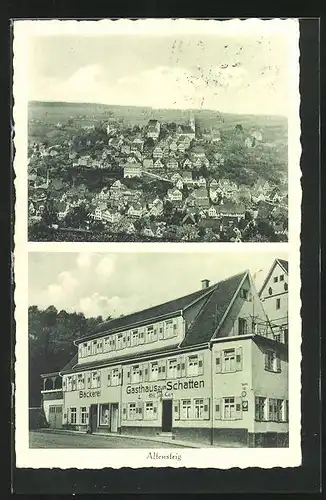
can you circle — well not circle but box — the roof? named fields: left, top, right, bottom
left=258, top=258, right=289, bottom=296
left=77, top=284, right=219, bottom=343
left=181, top=271, right=247, bottom=347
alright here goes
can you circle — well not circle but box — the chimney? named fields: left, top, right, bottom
left=201, top=279, right=210, bottom=290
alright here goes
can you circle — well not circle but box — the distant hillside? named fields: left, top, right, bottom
left=28, top=100, right=288, bottom=141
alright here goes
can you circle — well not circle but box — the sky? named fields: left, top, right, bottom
left=27, top=31, right=291, bottom=116
left=28, top=251, right=288, bottom=319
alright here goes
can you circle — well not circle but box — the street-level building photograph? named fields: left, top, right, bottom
left=28, top=252, right=289, bottom=449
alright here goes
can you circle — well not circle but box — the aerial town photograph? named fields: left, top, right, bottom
left=27, top=31, right=288, bottom=242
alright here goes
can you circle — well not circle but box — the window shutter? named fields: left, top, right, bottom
left=139, top=367, right=143, bottom=382
left=153, top=402, right=158, bottom=419
left=198, top=353, right=204, bottom=375
left=180, top=356, right=186, bottom=377
left=122, top=403, right=127, bottom=421
left=143, top=363, right=149, bottom=382
left=87, top=373, right=91, bottom=389
left=203, top=398, right=210, bottom=420
left=235, top=396, right=243, bottom=420
left=264, top=352, right=269, bottom=370
left=137, top=402, right=144, bottom=420
left=276, top=355, right=281, bottom=372
left=177, top=358, right=181, bottom=378
left=160, top=360, right=166, bottom=380
left=126, top=331, right=131, bottom=347
left=62, top=377, right=67, bottom=391
left=107, top=370, right=111, bottom=386
left=173, top=400, right=180, bottom=421
left=118, top=370, right=122, bottom=385
left=158, top=323, right=164, bottom=341
left=139, top=329, right=145, bottom=344
left=97, top=372, right=101, bottom=387
left=236, top=346, right=243, bottom=371
left=215, top=351, right=222, bottom=373
left=78, top=345, right=82, bottom=358
left=214, top=399, right=221, bottom=420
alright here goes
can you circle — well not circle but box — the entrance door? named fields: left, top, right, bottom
left=110, top=403, right=119, bottom=433
left=48, top=405, right=63, bottom=429
left=90, top=404, right=98, bottom=433
left=162, top=399, right=173, bottom=432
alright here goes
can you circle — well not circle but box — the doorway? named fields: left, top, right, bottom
left=90, top=404, right=98, bottom=433
left=48, top=405, right=63, bottom=429
left=110, top=403, right=119, bottom=433
left=162, top=399, right=172, bottom=432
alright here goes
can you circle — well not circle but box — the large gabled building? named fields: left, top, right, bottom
left=41, top=269, right=289, bottom=447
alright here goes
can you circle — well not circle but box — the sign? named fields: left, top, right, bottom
left=242, top=400, right=248, bottom=411
left=79, top=390, right=101, bottom=399
left=126, top=379, right=204, bottom=397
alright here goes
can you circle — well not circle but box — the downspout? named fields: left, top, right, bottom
left=209, top=341, right=214, bottom=446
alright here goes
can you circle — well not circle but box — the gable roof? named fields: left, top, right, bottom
left=181, top=271, right=247, bottom=347
left=258, top=258, right=289, bottom=296
left=76, top=284, right=218, bottom=343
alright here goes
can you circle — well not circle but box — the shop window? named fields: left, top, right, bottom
left=77, top=373, right=85, bottom=390
left=100, top=404, right=110, bottom=425
left=181, top=399, right=192, bottom=419
left=168, top=358, right=178, bottom=379
left=255, top=396, right=267, bottom=421
left=80, top=406, right=88, bottom=425
left=264, top=350, right=281, bottom=372
left=69, top=407, right=77, bottom=424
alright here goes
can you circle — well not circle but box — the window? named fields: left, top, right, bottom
left=69, top=407, right=77, bottom=424
left=181, top=400, right=192, bottom=419
left=168, top=358, right=178, bottom=379
left=91, top=371, right=100, bottom=388
left=284, top=283, right=288, bottom=291
left=131, top=330, right=139, bottom=346
left=241, top=288, right=248, bottom=300
left=100, top=404, right=110, bottom=425
left=131, top=365, right=142, bottom=383
left=223, top=397, right=235, bottom=419
left=255, top=397, right=267, bottom=421
left=265, top=350, right=281, bottom=372
left=111, top=368, right=120, bottom=386
left=268, top=398, right=283, bottom=421
left=268, top=287, right=273, bottom=295
left=80, top=407, right=88, bottom=424
left=150, top=362, right=159, bottom=381
left=280, top=274, right=284, bottom=281
left=72, top=375, right=77, bottom=391
left=165, top=320, right=173, bottom=338
left=194, top=399, right=204, bottom=419
left=274, top=276, right=278, bottom=283
left=222, top=349, right=236, bottom=372
left=128, top=403, right=137, bottom=420
left=77, top=373, right=85, bottom=390
left=146, top=325, right=157, bottom=343
left=276, top=298, right=281, bottom=310
left=67, top=376, right=73, bottom=391
left=187, top=355, right=199, bottom=377
left=238, top=317, right=248, bottom=335
left=145, top=402, right=157, bottom=420
left=116, top=333, right=124, bottom=350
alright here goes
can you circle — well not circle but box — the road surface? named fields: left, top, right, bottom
left=29, top=430, right=185, bottom=449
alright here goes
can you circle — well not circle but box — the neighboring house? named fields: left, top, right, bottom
left=176, top=179, right=184, bottom=191
left=166, top=157, right=178, bottom=170
left=93, top=203, right=107, bottom=221
left=216, top=202, right=245, bottom=220
left=110, top=180, right=123, bottom=192
left=102, top=209, right=121, bottom=224
left=153, top=159, right=164, bottom=169
left=191, top=188, right=210, bottom=208
left=150, top=198, right=164, bottom=217
left=183, top=158, right=192, bottom=169
left=153, top=146, right=163, bottom=159
left=259, top=258, right=288, bottom=343
left=197, top=177, right=207, bottom=188
left=143, top=159, right=154, bottom=170
left=127, top=203, right=144, bottom=218
left=169, top=141, right=178, bottom=152
left=171, top=173, right=182, bottom=183
left=167, top=188, right=183, bottom=202
left=208, top=205, right=218, bottom=218
left=182, top=171, right=193, bottom=185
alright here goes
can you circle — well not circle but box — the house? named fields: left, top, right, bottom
left=124, top=162, right=142, bottom=178
left=121, top=144, right=131, bottom=155
left=143, top=159, right=154, bottom=170
left=55, top=201, right=70, bottom=220
left=208, top=205, right=218, bottom=218
left=245, top=136, right=255, bottom=148
left=211, top=129, right=221, bottom=143
left=166, top=157, right=178, bottom=170
left=169, top=141, right=178, bottom=152
left=176, top=179, right=184, bottom=191
left=110, top=180, right=123, bottom=192
left=181, top=171, right=193, bottom=185
left=216, top=202, right=245, bottom=220
left=183, top=158, right=192, bottom=169
left=197, top=177, right=207, bottom=188
left=132, top=138, right=144, bottom=152
left=153, top=146, right=163, bottom=159
left=171, top=173, right=182, bottom=183
left=259, top=258, right=288, bottom=342
left=93, top=203, right=107, bottom=221
left=102, top=209, right=121, bottom=224
left=177, top=141, right=186, bottom=153
left=147, top=119, right=160, bottom=140
left=153, top=159, right=164, bottom=169
left=213, top=152, right=225, bottom=165
left=176, top=124, right=196, bottom=141
left=167, top=188, right=183, bottom=202
left=150, top=198, right=164, bottom=217
left=191, top=188, right=210, bottom=208
left=127, top=202, right=144, bottom=218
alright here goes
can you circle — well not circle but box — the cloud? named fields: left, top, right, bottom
left=76, top=252, right=94, bottom=269
left=76, top=292, right=141, bottom=318
left=95, top=255, right=116, bottom=279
